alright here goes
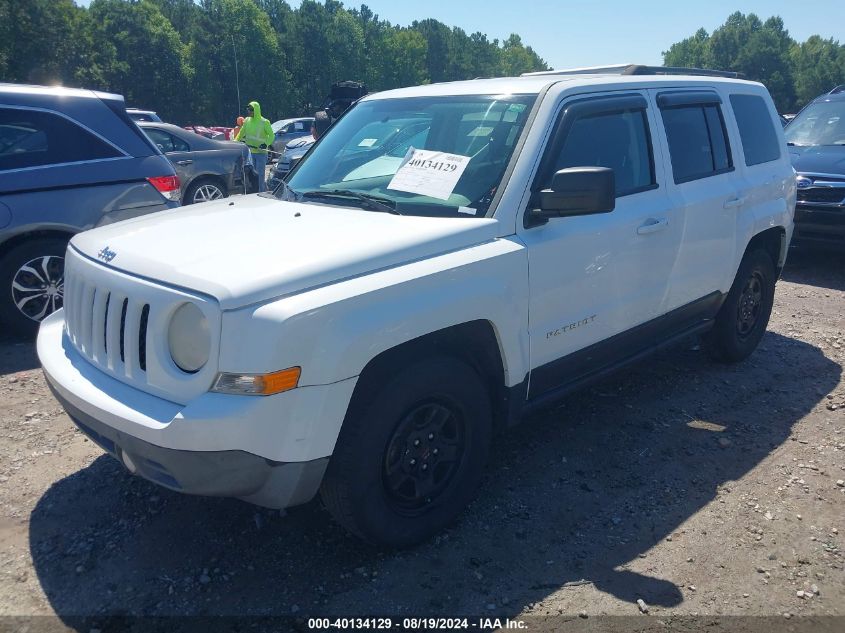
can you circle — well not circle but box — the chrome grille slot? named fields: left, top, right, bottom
left=91, top=289, right=109, bottom=363
left=79, top=283, right=96, bottom=355
left=102, top=293, right=111, bottom=356
left=119, top=298, right=128, bottom=364
left=105, top=292, right=125, bottom=371
left=122, top=300, right=143, bottom=378
left=139, top=304, right=150, bottom=372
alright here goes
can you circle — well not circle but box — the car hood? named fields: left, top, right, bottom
left=788, top=145, right=845, bottom=176
left=286, top=136, right=314, bottom=150
left=70, top=194, right=499, bottom=310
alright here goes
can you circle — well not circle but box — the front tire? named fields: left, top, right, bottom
left=704, top=248, right=776, bottom=363
left=0, top=238, right=69, bottom=337
left=320, top=356, right=492, bottom=547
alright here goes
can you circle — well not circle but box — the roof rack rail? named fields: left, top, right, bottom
left=829, top=84, right=845, bottom=94
left=521, top=64, right=744, bottom=79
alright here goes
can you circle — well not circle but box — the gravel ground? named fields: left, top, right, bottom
left=0, top=249, right=843, bottom=632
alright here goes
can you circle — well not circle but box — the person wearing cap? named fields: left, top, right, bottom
left=235, top=101, right=274, bottom=192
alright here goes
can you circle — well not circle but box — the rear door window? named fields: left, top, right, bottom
left=660, top=102, right=733, bottom=183
left=0, top=107, right=121, bottom=171
left=144, top=128, right=189, bottom=153
left=730, top=94, right=781, bottom=165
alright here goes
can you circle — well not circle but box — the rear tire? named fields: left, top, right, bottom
left=0, top=237, right=69, bottom=337
left=184, top=178, right=226, bottom=205
left=704, top=248, right=776, bottom=363
left=320, top=356, right=492, bottom=548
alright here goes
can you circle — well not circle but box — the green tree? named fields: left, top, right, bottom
left=383, top=28, right=428, bottom=88
left=0, top=0, right=101, bottom=87
left=88, top=0, right=192, bottom=121
left=663, top=28, right=711, bottom=68
left=186, top=0, right=290, bottom=124
left=1, top=0, right=551, bottom=123
left=662, top=12, right=845, bottom=111
left=500, top=34, right=546, bottom=77
left=790, top=36, right=845, bottom=108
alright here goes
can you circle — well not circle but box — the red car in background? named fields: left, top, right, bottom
left=183, top=125, right=229, bottom=140
left=209, top=126, right=235, bottom=140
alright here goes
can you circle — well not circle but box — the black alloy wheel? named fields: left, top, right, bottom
left=736, top=270, right=764, bottom=338
left=704, top=248, right=776, bottom=363
left=0, top=237, right=69, bottom=337
left=383, top=400, right=466, bottom=515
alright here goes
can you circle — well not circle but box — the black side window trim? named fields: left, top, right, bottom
left=659, top=100, right=735, bottom=185
left=530, top=92, right=657, bottom=201
left=657, top=90, right=722, bottom=108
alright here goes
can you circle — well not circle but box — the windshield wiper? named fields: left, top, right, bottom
left=300, top=189, right=402, bottom=215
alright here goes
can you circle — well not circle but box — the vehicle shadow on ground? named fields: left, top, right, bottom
left=782, top=248, right=845, bottom=291
left=0, top=331, right=39, bottom=375
left=28, top=331, right=840, bottom=624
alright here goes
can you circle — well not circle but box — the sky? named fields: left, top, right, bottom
left=76, top=0, right=845, bottom=70
left=296, top=0, right=845, bottom=68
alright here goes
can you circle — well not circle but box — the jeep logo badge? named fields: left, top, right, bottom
left=97, top=246, right=117, bottom=263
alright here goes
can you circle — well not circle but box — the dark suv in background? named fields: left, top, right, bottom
left=0, top=84, right=179, bottom=335
left=785, top=85, right=845, bottom=248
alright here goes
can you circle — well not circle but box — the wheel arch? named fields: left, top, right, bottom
left=0, top=228, right=76, bottom=255
left=348, top=320, right=512, bottom=433
left=745, top=226, right=786, bottom=276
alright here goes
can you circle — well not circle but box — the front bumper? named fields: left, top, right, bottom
left=793, top=204, right=845, bottom=248
left=37, top=309, right=357, bottom=508
left=53, top=388, right=328, bottom=508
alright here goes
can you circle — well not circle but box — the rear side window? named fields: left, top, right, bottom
left=144, top=128, right=189, bottom=153
left=730, top=94, right=781, bottom=165
left=551, top=109, right=655, bottom=196
left=661, top=104, right=732, bottom=183
left=0, top=107, right=121, bottom=171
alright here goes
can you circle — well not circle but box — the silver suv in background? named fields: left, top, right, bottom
left=0, top=84, right=179, bottom=335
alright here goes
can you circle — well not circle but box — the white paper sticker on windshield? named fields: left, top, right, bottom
left=358, top=138, right=378, bottom=147
left=387, top=149, right=471, bottom=200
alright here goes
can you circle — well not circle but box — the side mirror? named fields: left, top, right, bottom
left=533, top=167, right=615, bottom=221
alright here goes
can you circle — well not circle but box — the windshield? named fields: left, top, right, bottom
left=785, top=100, right=845, bottom=146
left=284, top=94, right=535, bottom=217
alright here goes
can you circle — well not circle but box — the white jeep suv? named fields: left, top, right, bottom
left=38, top=66, right=795, bottom=547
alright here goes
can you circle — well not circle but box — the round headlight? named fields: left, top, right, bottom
left=168, top=302, right=210, bottom=373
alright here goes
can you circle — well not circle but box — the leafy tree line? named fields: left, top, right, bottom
left=0, top=0, right=549, bottom=125
left=664, top=12, right=845, bottom=113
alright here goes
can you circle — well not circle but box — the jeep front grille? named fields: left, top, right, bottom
left=61, top=246, right=219, bottom=405
left=65, top=276, right=151, bottom=379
